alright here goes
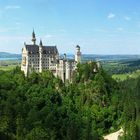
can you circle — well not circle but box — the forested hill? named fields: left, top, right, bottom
left=0, top=52, right=21, bottom=58
left=0, top=62, right=140, bottom=139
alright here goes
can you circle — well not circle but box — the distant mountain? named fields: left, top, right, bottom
left=1, top=52, right=140, bottom=61
left=0, top=52, right=21, bottom=59
left=61, top=54, right=140, bottom=61
left=82, top=54, right=140, bottom=61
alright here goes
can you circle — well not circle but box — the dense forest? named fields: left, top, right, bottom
left=102, top=59, right=140, bottom=75
left=0, top=62, right=140, bottom=140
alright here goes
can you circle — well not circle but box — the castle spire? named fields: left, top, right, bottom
left=39, top=39, right=43, bottom=46
left=32, top=29, right=36, bottom=45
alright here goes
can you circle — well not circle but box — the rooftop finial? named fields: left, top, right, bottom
left=76, top=45, right=80, bottom=49
left=32, top=29, right=36, bottom=45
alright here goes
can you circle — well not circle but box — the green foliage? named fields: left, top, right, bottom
left=115, top=76, right=140, bottom=140
left=0, top=60, right=20, bottom=71
left=102, top=59, right=140, bottom=75
left=0, top=63, right=127, bottom=140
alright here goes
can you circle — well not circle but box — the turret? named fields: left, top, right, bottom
left=64, top=53, right=67, bottom=60
left=39, top=39, right=43, bottom=52
left=24, top=42, right=26, bottom=46
left=96, top=61, right=101, bottom=69
left=75, top=45, right=81, bottom=63
left=39, top=39, right=43, bottom=72
left=32, top=30, right=36, bottom=45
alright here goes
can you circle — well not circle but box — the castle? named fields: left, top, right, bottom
left=21, top=31, right=81, bottom=82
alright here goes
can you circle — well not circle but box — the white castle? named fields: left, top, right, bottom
left=21, top=30, right=81, bottom=82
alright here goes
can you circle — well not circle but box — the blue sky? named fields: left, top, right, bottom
left=0, top=0, right=140, bottom=54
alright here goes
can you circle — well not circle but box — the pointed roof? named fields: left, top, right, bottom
left=25, top=45, right=58, bottom=54
left=76, top=45, right=80, bottom=48
left=39, top=39, right=43, bottom=46
left=32, top=29, right=36, bottom=44
left=32, top=29, right=35, bottom=38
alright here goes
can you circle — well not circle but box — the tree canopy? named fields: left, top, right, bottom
left=0, top=62, right=140, bottom=140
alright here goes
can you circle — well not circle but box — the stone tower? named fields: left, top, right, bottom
left=75, top=45, right=81, bottom=63
left=39, top=40, right=43, bottom=72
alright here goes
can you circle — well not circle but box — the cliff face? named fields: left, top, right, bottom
left=103, top=128, right=124, bottom=140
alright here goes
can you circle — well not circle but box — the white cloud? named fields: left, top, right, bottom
left=107, top=13, right=116, bottom=19
left=58, top=29, right=67, bottom=33
left=0, top=27, right=20, bottom=33
left=117, top=27, right=124, bottom=32
left=5, top=5, right=21, bottom=10
left=44, top=34, right=53, bottom=39
left=0, top=35, right=29, bottom=41
left=15, top=22, right=21, bottom=25
left=124, top=16, right=131, bottom=21
left=93, top=28, right=108, bottom=33
left=0, top=6, right=21, bottom=19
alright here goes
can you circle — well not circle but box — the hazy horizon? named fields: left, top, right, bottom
left=2, top=51, right=140, bottom=56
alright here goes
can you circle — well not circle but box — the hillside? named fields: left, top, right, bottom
left=0, top=52, right=21, bottom=59
left=0, top=62, right=120, bottom=140
left=112, top=70, right=140, bottom=81
left=82, top=54, right=140, bottom=61
left=102, top=59, right=140, bottom=75
left=0, top=62, right=140, bottom=139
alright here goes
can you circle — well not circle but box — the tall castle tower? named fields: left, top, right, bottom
left=39, top=40, right=43, bottom=72
left=75, top=45, right=81, bottom=63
